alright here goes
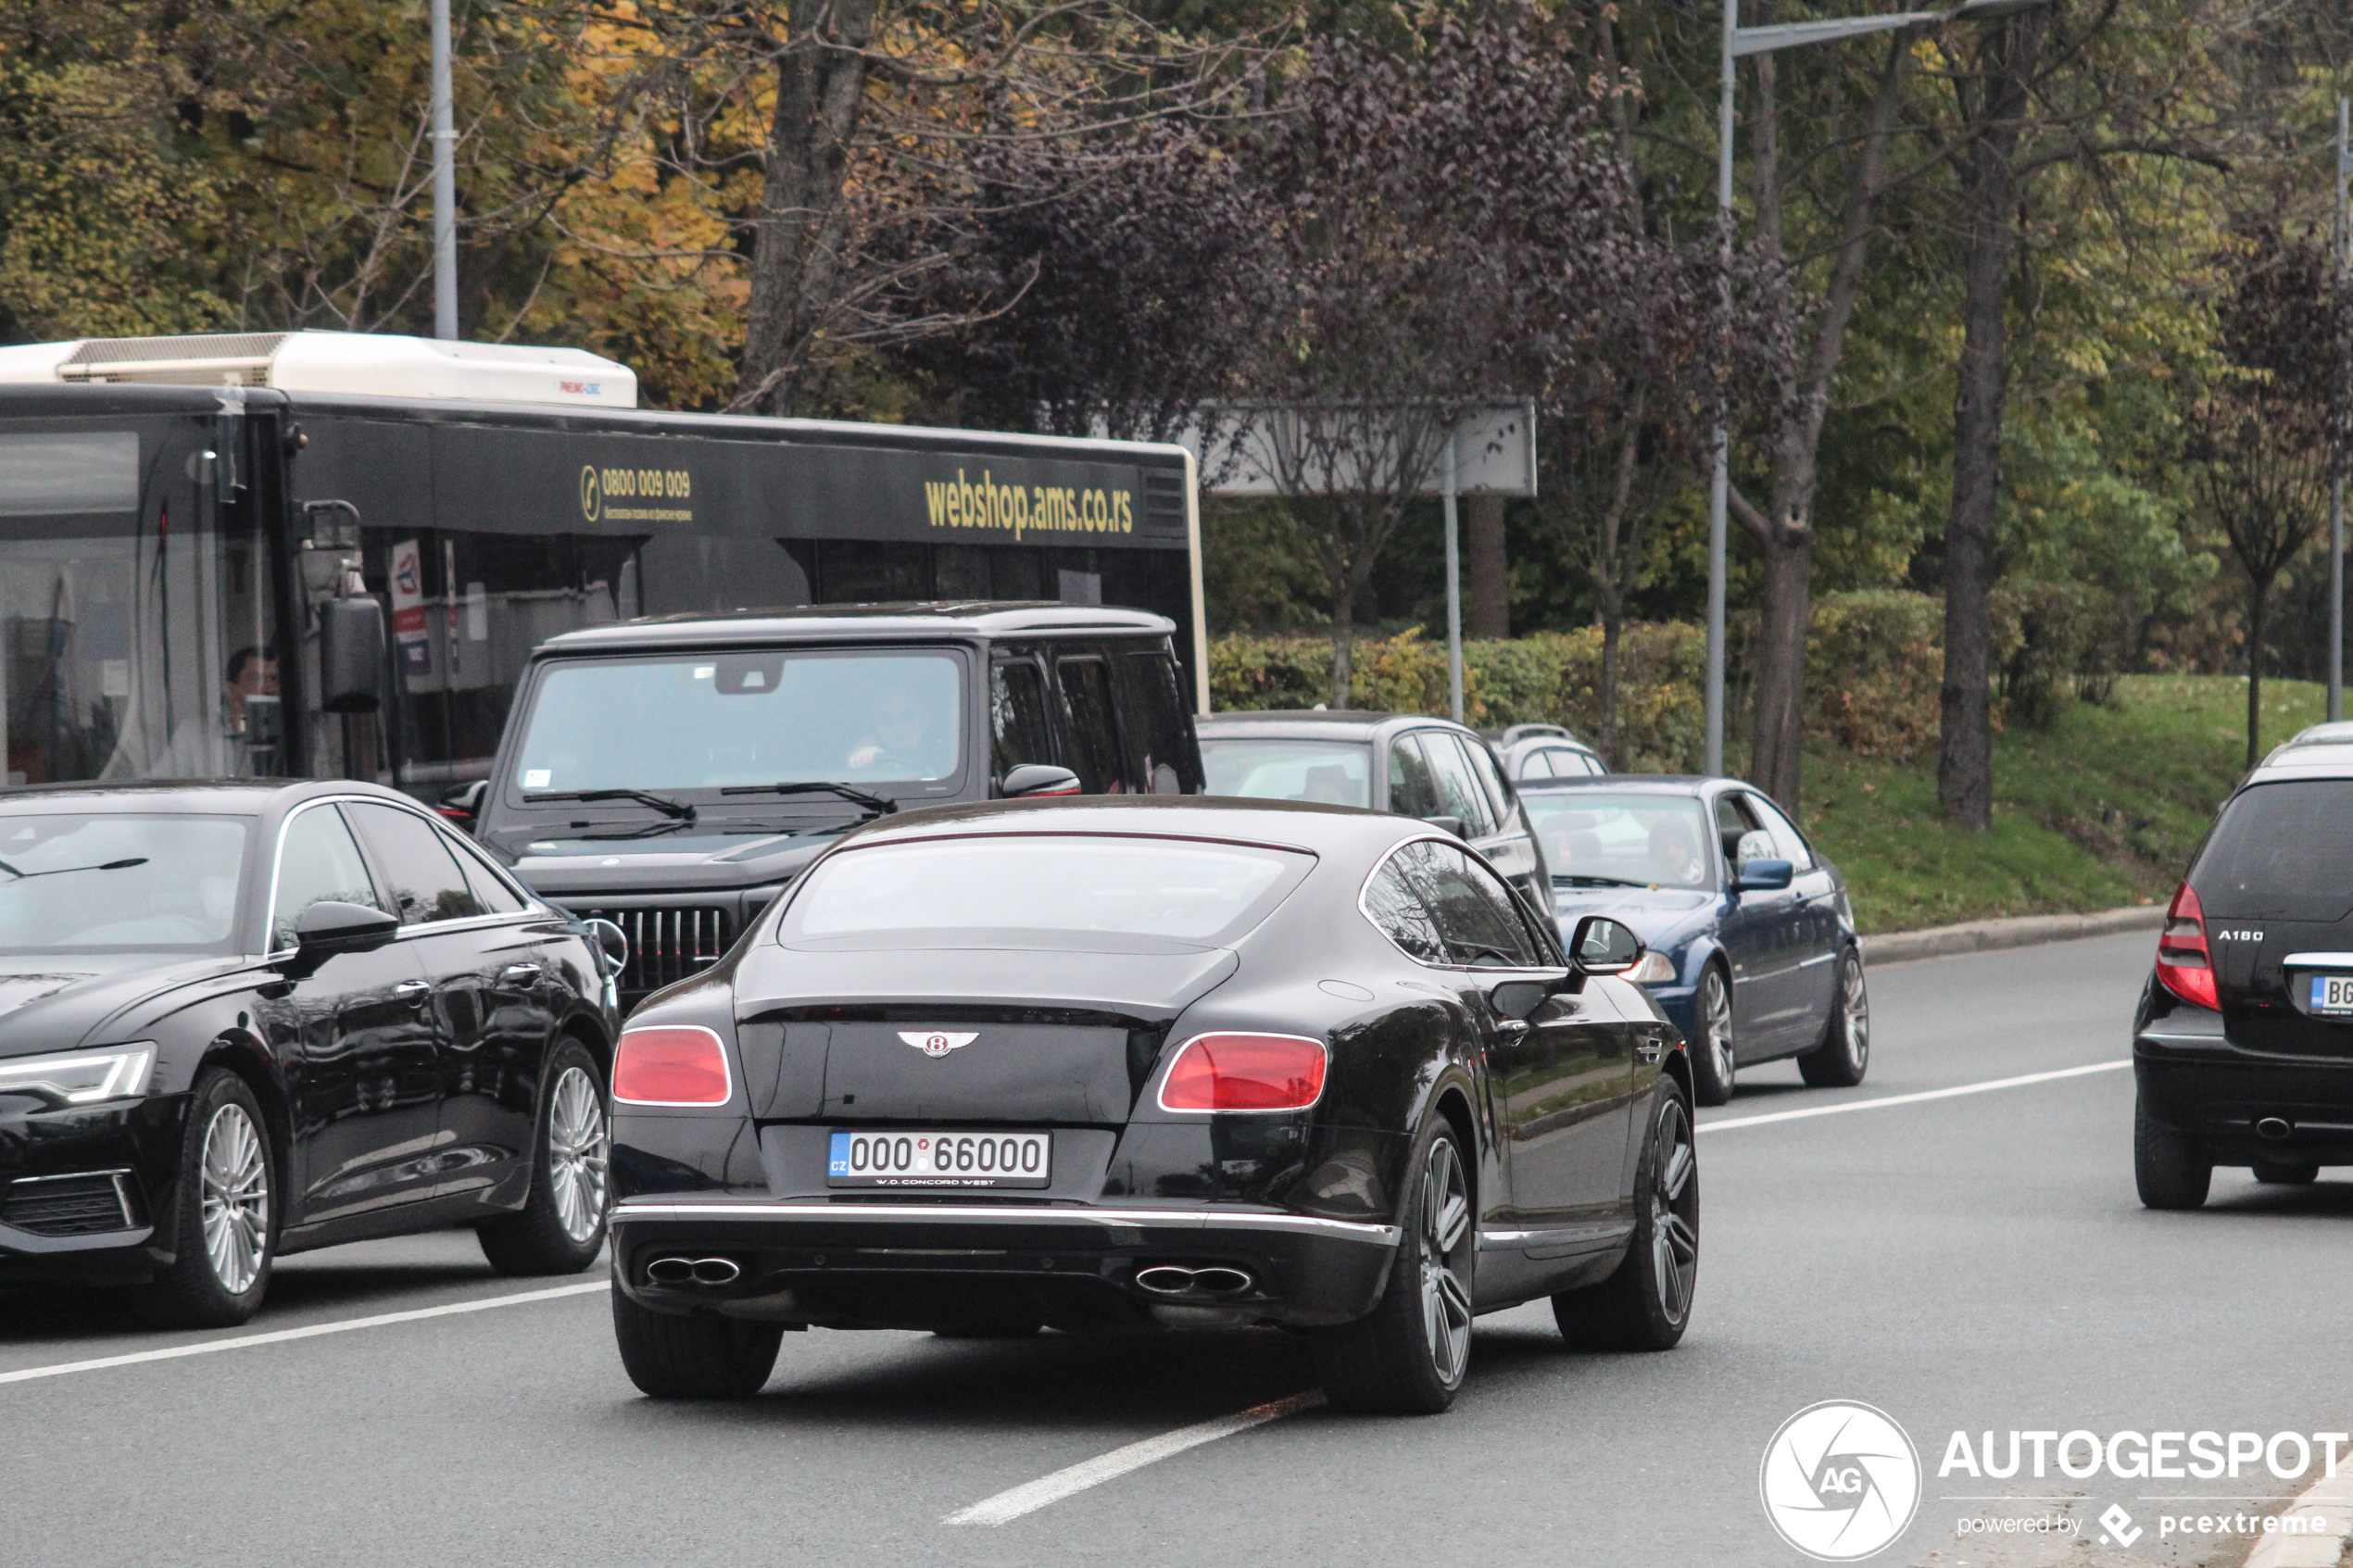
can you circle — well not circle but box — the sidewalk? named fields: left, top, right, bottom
left=1861, top=904, right=2164, bottom=967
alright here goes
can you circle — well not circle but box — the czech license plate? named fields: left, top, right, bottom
left=827, top=1130, right=1051, bottom=1189
left=2311, top=975, right=2353, bottom=1015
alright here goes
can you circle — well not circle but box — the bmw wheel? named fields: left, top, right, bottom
left=1554, top=1081, right=1698, bottom=1351
left=480, top=1041, right=610, bottom=1274
left=1799, top=947, right=1869, bottom=1087
left=1312, top=1114, right=1476, bottom=1414
left=1690, top=966, right=1736, bottom=1107
left=141, top=1069, right=275, bottom=1328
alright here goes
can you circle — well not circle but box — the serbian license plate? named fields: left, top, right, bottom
left=827, top=1130, right=1051, bottom=1189
left=2311, top=975, right=2353, bottom=1015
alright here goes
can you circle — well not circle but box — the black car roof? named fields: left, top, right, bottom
left=0, top=779, right=421, bottom=815
left=825, top=795, right=1436, bottom=859
left=537, top=602, right=1176, bottom=655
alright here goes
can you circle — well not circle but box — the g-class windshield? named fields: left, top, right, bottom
left=509, top=648, right=966, bottom=801
left=0, top=415, right=282, bottom=785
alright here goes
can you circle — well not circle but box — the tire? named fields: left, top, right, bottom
left=140, top=1069, right=275, bottom=1328
left=2134, top=1093, right=2212, bottom=1210
left=1799, top=947, right=1869, bottom=1088
left=479, top=1041, right=610, bottom=1275
left=1689, top=966, right=1736, bottom=1107
left=2253, top=1160, right=2320, bottom=1185
left=611, top=1286, right=784, bottom=1399
left=1553, top=1082, right=1698, bottom=1351
left=1312, top=1114, right=1476, bottom=1415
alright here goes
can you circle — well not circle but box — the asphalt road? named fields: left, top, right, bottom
left=3, top=930, right=2342, bottom=1568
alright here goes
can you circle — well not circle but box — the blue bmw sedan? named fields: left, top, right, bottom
left=1516, top=775, right=1868, bottom=1105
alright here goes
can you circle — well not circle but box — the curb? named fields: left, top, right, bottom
left=2244, top=1464, right=2353, bottom=1567
left=1859, top=904, right=2163, bottom=968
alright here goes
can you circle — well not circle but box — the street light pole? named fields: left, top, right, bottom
left=2332, top=94, right=2348, bottom=723
left=430, top=0, right=458, bottom=341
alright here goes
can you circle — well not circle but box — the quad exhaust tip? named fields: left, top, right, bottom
left=647, top=1255, right=743, bottom=1286
left=1135, top=1264, right=1253, bottom=1297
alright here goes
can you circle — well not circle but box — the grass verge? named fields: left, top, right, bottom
left=1798, top=674, right=2322, bottom=935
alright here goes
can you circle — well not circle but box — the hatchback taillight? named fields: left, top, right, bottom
left=613, top=1025, right=733, bottom=1106
left=2156, top=881, right=2219, bottom=1011
left=1159, top=1033, right=1327, bottom=1112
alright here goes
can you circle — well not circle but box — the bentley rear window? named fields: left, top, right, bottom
left=779, top=835, right=1312, bottom=946
left=2193, top=781, right=2353, bottom=922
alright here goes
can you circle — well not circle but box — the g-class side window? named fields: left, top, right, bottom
left=990, top=656, right=1055, bottom=786
left=1055, top=654, right=1127, bottom=794
left=1119, top=650, right=1201, bottom=795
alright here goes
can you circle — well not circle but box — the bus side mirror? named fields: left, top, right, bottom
left=319, top=597, right=386, bottom=714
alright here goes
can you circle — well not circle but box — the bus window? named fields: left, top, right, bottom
left=0, top=417, right=283, bottom=784
left=1054, top=655, right=1126, bottom=794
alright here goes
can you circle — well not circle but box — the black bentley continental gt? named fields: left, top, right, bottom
left=0, top=781, right=622, bottom=1325
left=606, top=797, right=1697, bottom=1413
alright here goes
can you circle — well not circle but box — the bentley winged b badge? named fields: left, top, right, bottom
left=900, top=1030, right=977, bottom=1059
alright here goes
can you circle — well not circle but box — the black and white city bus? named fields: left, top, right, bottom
left=0, top=331, right=1202, bottom=801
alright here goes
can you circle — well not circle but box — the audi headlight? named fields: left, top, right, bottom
left=0, top=1045, right=156, bottom=1106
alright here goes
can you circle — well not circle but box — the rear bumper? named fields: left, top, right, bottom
left=2136, top=1022, right=2353, bottom=1164
left=608, top=1199, right=1400, bottom=1330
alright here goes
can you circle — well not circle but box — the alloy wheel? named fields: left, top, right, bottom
left=1418, top=1137, right=1474, bottom=1387
left=1703, top=970, right=1735, bottom=1088
left=1649, top=1098, right=1698, bottom=1325
left=547, top=1065, right=610, bottom=1245
left=200, top=1102, right=270, bottom=1295
left=1841, top=953, right=1870, bottom=1071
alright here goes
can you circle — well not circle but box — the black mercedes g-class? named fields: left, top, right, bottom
left=453, top=603, right=1202, bottom=1006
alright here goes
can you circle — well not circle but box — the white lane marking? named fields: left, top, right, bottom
left=1698, top=1059, right=2131, bottom=1134
left=944, top=1389, right=1325, bottom=1525
left=0, top=1279, right=607, bottom=1386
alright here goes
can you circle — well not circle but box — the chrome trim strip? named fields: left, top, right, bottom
left=6, top=1166, right=135, bottom=1186
left=1476, top=1221, right=1634, bottom=1252
left=2284, top=953, right=2353, bottom=967
left=609, top=1201, right=1400, bottom=1245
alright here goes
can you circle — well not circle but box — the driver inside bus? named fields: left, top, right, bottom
left=846, top=679, right=937, bottom=776
left=157, top=646, right=278, bottom=777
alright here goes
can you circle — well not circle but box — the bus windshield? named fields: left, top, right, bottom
left=510, top=648, right=966, bottom=797
left=0, top=416, right=281, bottom=785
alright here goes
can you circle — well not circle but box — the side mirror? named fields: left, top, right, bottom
left=319, top=597, right=386, bottom=714
left=1734, top=858, right=1794, bottom=893
left=1001, top=763, right=1082, bottom=798
left=1421, top=815, right=1465, bottom=837
left=1570, top=914, right=1643, bottom=974
left=438, top=779, right=487, bottom=827
left=294, top=899, right=398, bottom=957
left=583, top=917, right=630, bottom=979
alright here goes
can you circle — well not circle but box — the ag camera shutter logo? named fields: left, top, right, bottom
left=1759, top=1400, right=1921, bottom=1561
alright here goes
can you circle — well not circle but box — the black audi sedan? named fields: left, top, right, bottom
left=2135, top=736, right=2353, bottom=1206
left=0, top=781, right=620, bottom=1325
left=605, top=797, right=1694, bottom=1414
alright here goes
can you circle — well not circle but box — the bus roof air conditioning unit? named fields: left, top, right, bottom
left=0, top=330, right=635, bottom=408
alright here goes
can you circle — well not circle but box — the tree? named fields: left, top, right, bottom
left=2188, top=225, right=2344, bottom=767
left=1243, top=11, right=1654, bottom=707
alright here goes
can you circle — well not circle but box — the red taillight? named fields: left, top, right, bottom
left=1159, top=1033, right=1327, bottom=1112
left=2156, top=880, right=2219, bottom=1011
left=613, top=1026, right=733, bottom=1106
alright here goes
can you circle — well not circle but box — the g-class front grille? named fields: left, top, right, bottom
left=4, top=1171, right=136, bottom=1236
left=584, top=905, right=736, bottom=997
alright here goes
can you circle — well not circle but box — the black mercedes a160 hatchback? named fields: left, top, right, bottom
left=2136, top=728, right=2353, bottom=1206
left=0, top=781, right=622, bottom=1323
left=606, top=797, right=1695, bottom=1414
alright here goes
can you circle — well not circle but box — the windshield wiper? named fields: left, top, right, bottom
left=523, top=788, right=695, bottom=822
left=1554, top=874, right=1652, bottom=889
left=0, top=856, right=147, bottom=882
left=567, top=819, right=702, bottom=842
left=718, top=782, right=899, bottom=818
